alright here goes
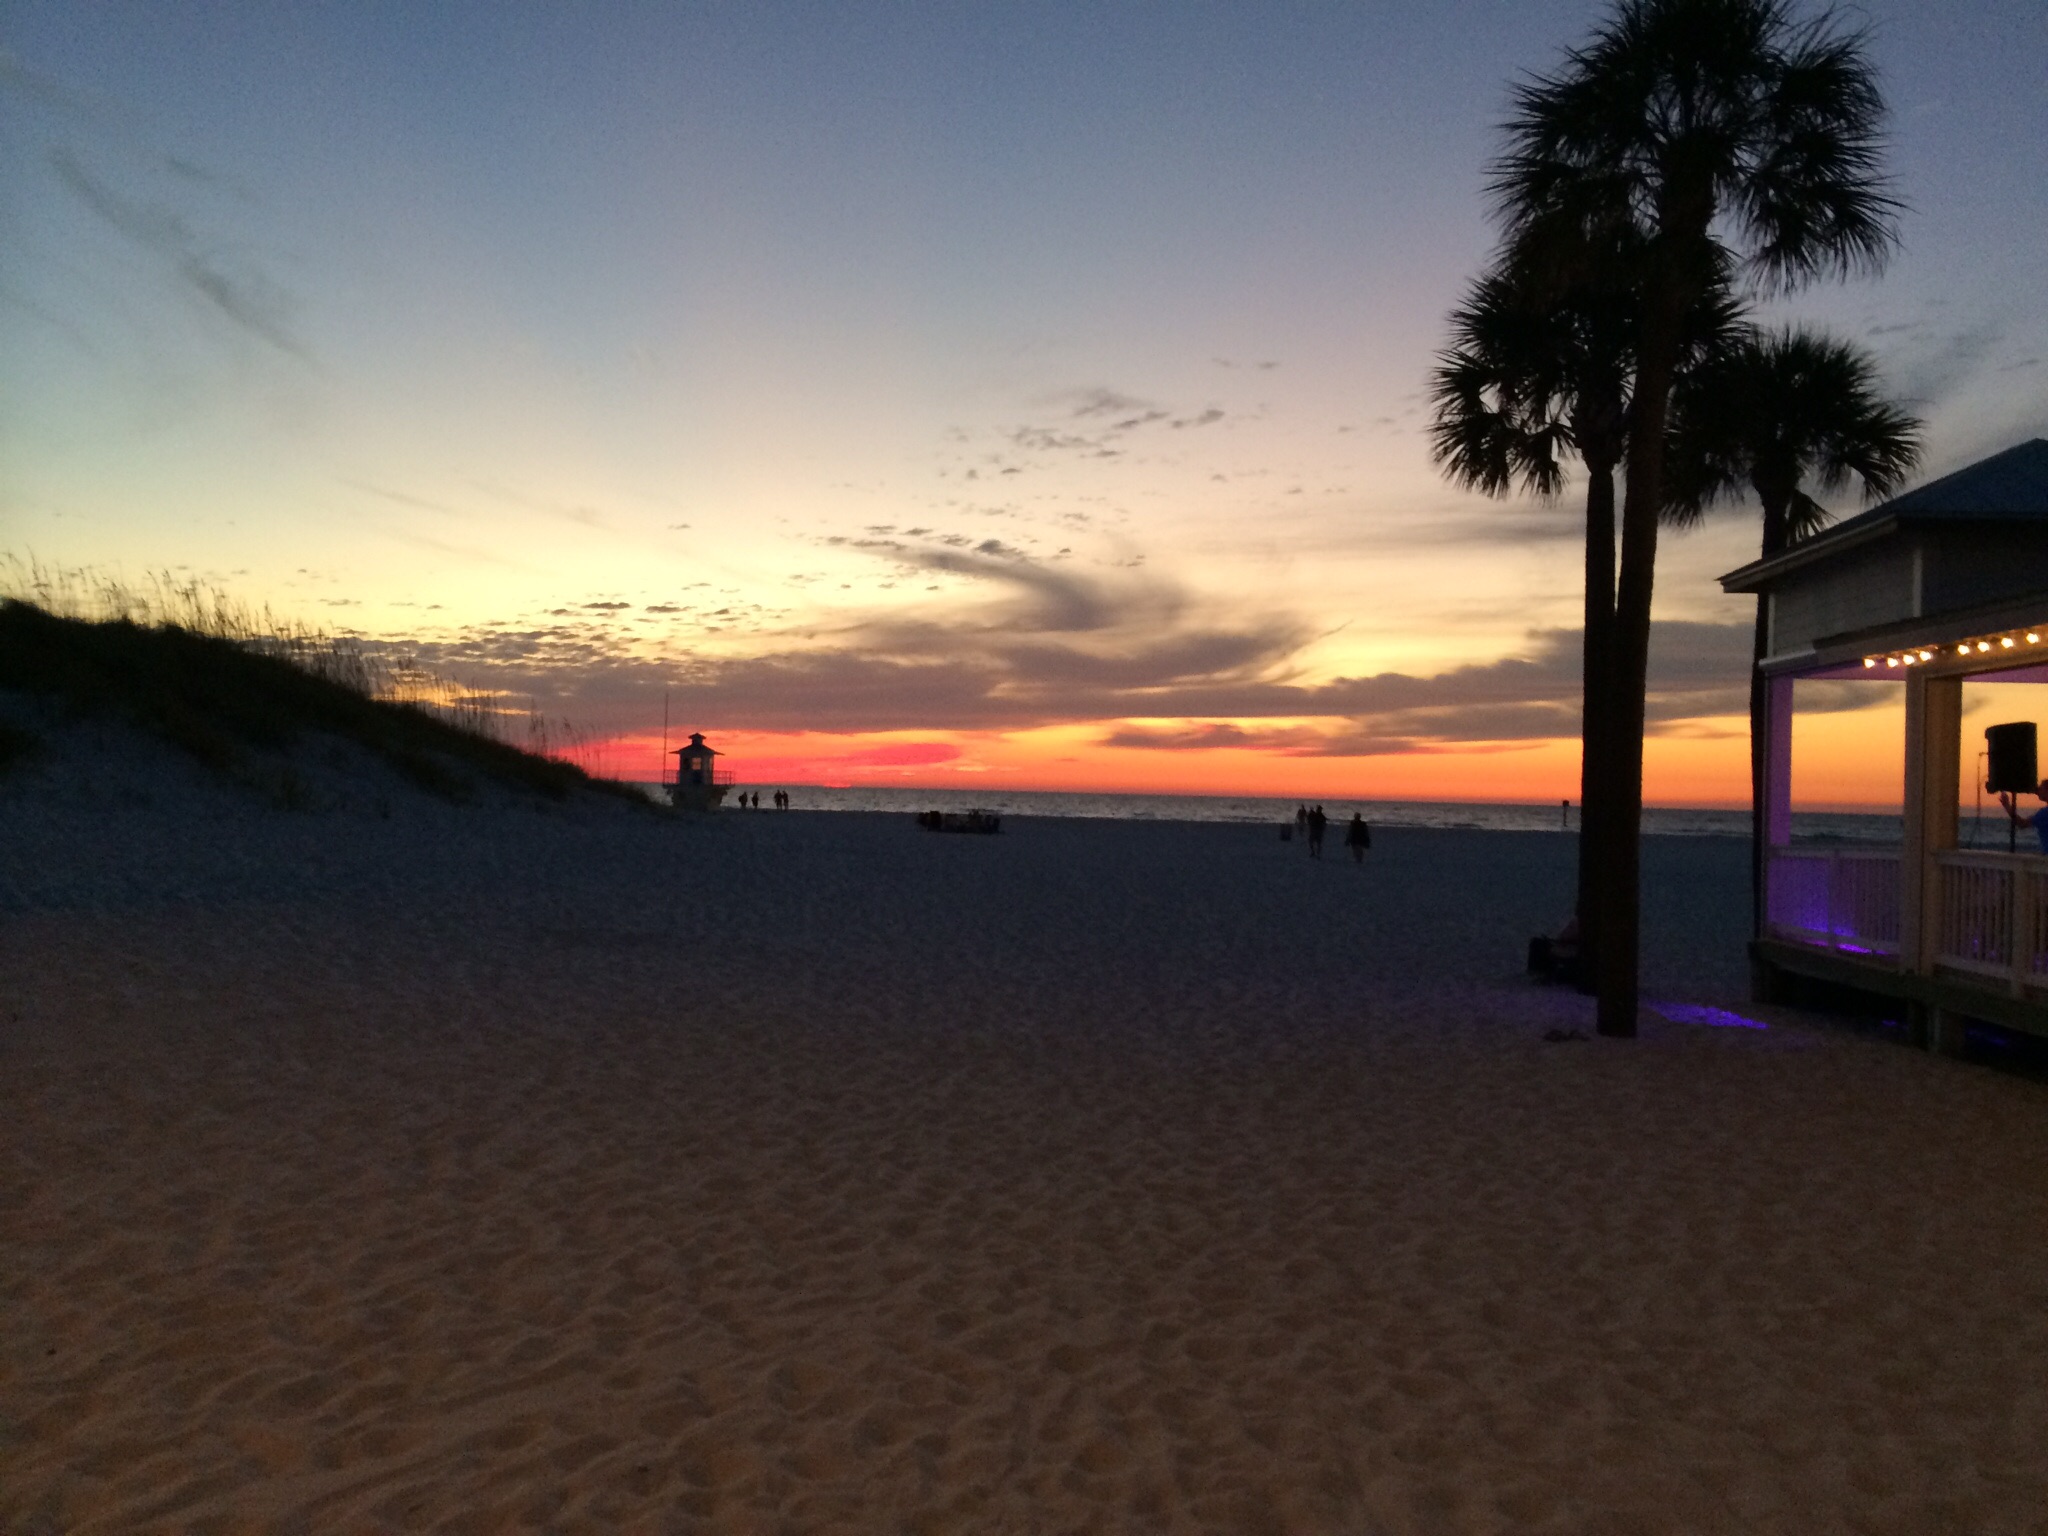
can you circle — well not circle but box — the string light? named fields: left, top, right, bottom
left=1860, top=630, right=2046, bottom=672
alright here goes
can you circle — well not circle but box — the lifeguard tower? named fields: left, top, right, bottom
left=669, top=731, right=732, bottom=811
left=1721, top=438, right=2048, bottom=1050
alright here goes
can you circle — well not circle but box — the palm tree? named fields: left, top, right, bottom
left=1429, top=255, right=1742, bottom=988
left=1428, top=263, right=1630, bottom=982
left=1491, top=0, right=1898, bottom=1036
left=1667, top=325, right=1921, bottom=938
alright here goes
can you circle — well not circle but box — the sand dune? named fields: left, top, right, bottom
left=5, top=740, right=2048, bottom=1532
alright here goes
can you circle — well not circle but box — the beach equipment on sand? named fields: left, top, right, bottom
left=916, top=808, right=1001, bottom=834
left=1528, top=918, right=1583, bottom=986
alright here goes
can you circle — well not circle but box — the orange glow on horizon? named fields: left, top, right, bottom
left=1792, top=695, right=1906, bottom=812
left=581, top=717, right=1864, bottom=809
left=589, top=670, right=2048, bottom=815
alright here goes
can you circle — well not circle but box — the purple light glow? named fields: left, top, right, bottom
left=1769, top=927, right=1885, bottom=953
left=1654, top=1001, right=1770, bottom=1030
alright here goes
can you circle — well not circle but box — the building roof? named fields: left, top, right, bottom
left=1834, top=436, right=2048, bottom=530
left=1722, top=437, right=2048, bottom=592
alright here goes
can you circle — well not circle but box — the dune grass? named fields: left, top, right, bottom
left=0, top=592, right=651, bottom=809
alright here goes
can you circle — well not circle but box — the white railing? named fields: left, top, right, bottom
left=1765, top=848, right=1902, bottom=958
left=668, top=768, right=738, bottom=788
left=2036, top=872, right=2048, bottom=983
left=1933, top=851, right=2048, bottom=995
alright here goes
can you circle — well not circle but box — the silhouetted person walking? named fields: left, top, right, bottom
left=1307, top=804, right=1327, bottom=858
left=1345, top=813, right=1370, bottom=863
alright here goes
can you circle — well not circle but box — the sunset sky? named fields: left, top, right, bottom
left=5, top=2, right=2045, bottom=804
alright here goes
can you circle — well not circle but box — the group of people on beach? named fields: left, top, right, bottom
left=1294, top=804, right=1371, bottom=862
left=732, top=790, right=792, bottom=810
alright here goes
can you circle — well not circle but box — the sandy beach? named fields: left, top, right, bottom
left=6, top=738, right=2048, bottom=1533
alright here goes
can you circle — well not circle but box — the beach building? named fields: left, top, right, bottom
left=669, top=731, right=732, bottom=811
left=1722, top=438, right=2048, bottom=1050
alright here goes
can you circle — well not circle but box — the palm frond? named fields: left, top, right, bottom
left=1783, top=488, right=1833, bottom=544
left=1664, top=322, right=1920, bottom=547
left=1491, top=0, right=1898, bottom=296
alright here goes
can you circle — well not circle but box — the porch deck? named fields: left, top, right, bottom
left=1762, top=845, right=2048, bottom=1041
left=1720, top=437, right=2048, bottom=1052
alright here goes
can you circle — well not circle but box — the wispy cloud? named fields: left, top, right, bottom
left=341, top=479, right=469, bottom=517
left=1012, top=425, right=1117, bottom=455
left=48, top=147, right=306, bottom=357
left=1890, top=321, right=2004, bottom=410
left=1102, top=721, right=1325, bottom=751
left=364, top=525, right=528, bottom=570
left=471, top=481, right=614, bottom=530
left=360, top=525, right=1790, bottom=753
left=1066, top=621, right=1761, bottom=754
left=988, top=385, right=1229, bottom=469
left=1067, top=387, right=1155, bottom=419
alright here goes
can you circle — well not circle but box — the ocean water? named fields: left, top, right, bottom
left=625, top=782, right=1905, bottom=846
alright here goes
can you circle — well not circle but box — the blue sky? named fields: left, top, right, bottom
left=4, top=1, right=2044, bottom=796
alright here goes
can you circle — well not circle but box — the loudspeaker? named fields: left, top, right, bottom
left=1986, top=721, right=2038, bottom=795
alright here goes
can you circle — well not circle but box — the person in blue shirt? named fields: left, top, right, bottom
left=1998, top=778, right=2048, bottom=853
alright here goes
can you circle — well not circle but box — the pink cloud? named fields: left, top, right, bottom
left=707, top=739, right=967, bottom=781
left=837, top=742, right=963, bottom=768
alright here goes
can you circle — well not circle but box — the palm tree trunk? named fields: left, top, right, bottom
left=1597, top=324, right=1682, bottom=1038
left=1576, top=456, right=1618, bottom=992
left=1597, top=489, right=1659, bottom=1037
